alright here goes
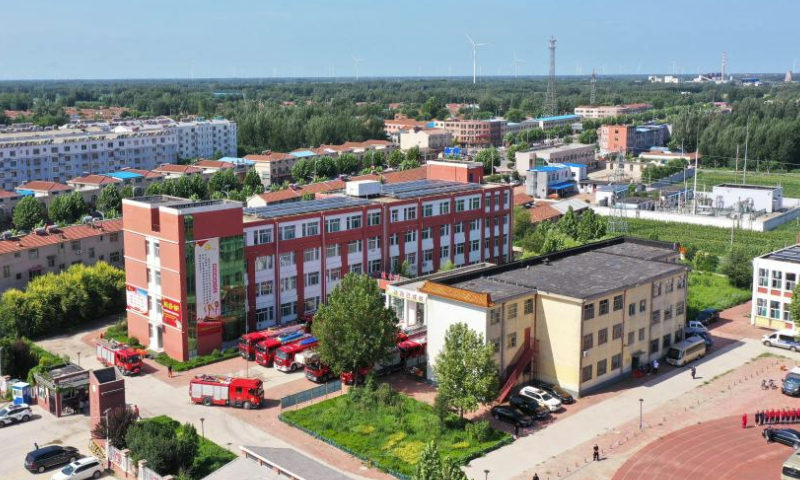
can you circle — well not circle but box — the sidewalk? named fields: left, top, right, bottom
left=464, top=339, right=765, bottom=480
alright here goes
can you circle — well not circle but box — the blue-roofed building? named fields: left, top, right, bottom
left=219, top=157, right=255, bottom=167
left=290, top=150, right=317, bottom=159
left=558, top=162, right=588, bottom=182
left=108, top=171, right=144, bottom=180
left=526, top=164, right=575, bottom=199
left=532, top=114, right=581, bottom=131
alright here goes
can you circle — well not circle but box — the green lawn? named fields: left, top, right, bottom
left=281, top=388, right=511, bottom=477
left=686, top=272, right=751, bottom=320
left=696, top=170, right=800, bottom=198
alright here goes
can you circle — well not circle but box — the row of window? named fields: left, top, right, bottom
left=255, top=296, right=322, bottom=323
left=581, top=330, right=683, bottom=383
left=758, top=269, right=798, bottom=291
left=583, top=282, right=685, bottom=321
left=490, top=298, right=535, bottom=324
left=756, top=298, right=793, bottom=321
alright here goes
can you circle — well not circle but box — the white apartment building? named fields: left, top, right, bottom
left=173, top=119, right=238, bottom=160
left=752, top=243, right=800, bottom=331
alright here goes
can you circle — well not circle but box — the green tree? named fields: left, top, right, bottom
left=125, top=419, right=197, bottom=476
left=579, top=129, right=598, bottom=144
left=556, top=206, right=579, bottom=239
left=292, top=158, right=314, bottom=182
left=576, top=208, right=606, bottom=242
left=335, top=153, right=361, bottom=175
left=475, top=148, right=500, bottom=174
left=433, top=323, right=498, bottom=418
left=212, top=149, right=224, bottom=160
left=208, top=168, right=241, bottom=196
left=406, top=146, right=421, bottom=162
left=440, top=261, right=455, bottom=272
left=47, top=195, right=72, bottom=225
left=120, top=185, right=135, bottom=199
left=722, top=248, right=753, bottom=289
left=312, top=273, right=398, bottom=386
left=513, top=205, right=532, bottom=239
left=316, top=156, right=337, bottom=178
left=399, top=159, right=421, bottom=171
left=13, top=196, right=45, bottom=231
left=791, top=284, right=800, bottom=332
left=387, top=150, right=405, bottom=169
left=692, top=251, right=719, bottom=272
left=412, top=442, right=443, bottom=480
left=91, top=405, right=139, bottom=448
left=244, top=168, right=264, bottom=193
left=97, top=184, right=123, bottom=217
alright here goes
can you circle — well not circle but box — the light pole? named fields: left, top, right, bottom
left=639, top=398, right=644, bottom=430
left=200, top=417, right=205, bottom=438
left=77, top=352, right=81, bottom=367
left=484, top=469, right=490, bottom=480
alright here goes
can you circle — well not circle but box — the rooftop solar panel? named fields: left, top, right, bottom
left=768, top=246, right=800, bottom=264
left=244, top=196, right=374, bottom=220
left=380, top=179, right=482, bottom=199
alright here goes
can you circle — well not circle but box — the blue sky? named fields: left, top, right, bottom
left=0, top=0, right=797, bottom=79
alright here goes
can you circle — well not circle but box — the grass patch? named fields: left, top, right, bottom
left=138, top=415, right=236, bottom=479
left=686, top=272, right=751, bottom=319
left=281, top=386, right=511, bottom=477
left=103, top=319, right=143, bottom=348
left=154, top=348, right=239, bottom=372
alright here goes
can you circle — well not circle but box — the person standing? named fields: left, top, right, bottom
left=133, top=404, right=140, bottom=420
left=593, top=444, right=600, bottom=461
left=167, top=365, right=173, bottom=378
left=653, top=359, right=659, bottom=374
left=742, top=413, right=747, bottom=429
left=755, top=410, right=761, bottom=426
left=690, top=366, right=696, bottom=379
left=533, top=475, right=540, bottom=480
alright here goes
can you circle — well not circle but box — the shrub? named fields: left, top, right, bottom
left=154, top=348, right=238, bottom=372
left=465, top=420, right=493, bottom=443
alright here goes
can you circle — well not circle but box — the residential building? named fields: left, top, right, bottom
left=638, top=149, right=700, bottom=164
left=708, top=184, right=783, bottom=213
left=514, top=143, right=597, bottom=176
left=440, top=119, right=503, bottom=146
left=67, top=174, right=123, bottom=191
left=595, top=184, right=631, bottom=206
left=526, top=165, right=575, bottom=199
left=152, top=164, right=210, bottom=180
left=752, top=242, right=800, bottom=331
left=123, top=160, right=513, bottom=361
left=574, top=104, right=652, bottom=119
left=387, top=237, right=687, bottom=397
left=173, top=118, right=238, bottom=159
left=531, top=114, right=581, bottom=130
left=0, top=219, right=123, bottom=292
left=399, top=128, right=453, bottom=157
left=599, top=123, right=671, bottom=155
left=384, top=118, right=428, bottom=137
left=603, top=160, right=649, bottom=182
left=246, top=152, right=300, bottom=186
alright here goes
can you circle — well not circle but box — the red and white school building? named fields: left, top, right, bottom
left=751, top=241, right=800, bottom=331
left=123, top=160, right=514, bottom=361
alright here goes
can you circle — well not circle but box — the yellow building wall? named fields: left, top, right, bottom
left=534, top=294, right=582, bottom=393
left=486, top=295, right=536, bottom=374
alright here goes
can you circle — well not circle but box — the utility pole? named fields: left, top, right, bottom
left=743, top=115, right=750, bottom=184
left=692, top=128, right=699, bottom=215
left=734, top=144, right=739, bottom=174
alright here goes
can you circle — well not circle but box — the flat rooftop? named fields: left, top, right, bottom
left=594, top=242, right=678, bottom=261
left=763, top=245, right=800, bottom=264
left=244, top=196, right=374, bottom=220
left=714, top=183, right=781, bottom=191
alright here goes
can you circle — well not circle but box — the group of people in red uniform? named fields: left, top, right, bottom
left=753, top=408, right=800, bottom=426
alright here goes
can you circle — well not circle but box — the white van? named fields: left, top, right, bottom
left=665, top=337, right=706, bottom=367
left=762, top=329, right=800, bottom=352
left=782, top=449, right=800, bottom=480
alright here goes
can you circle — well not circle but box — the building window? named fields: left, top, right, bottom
left=507, top=332, right=517, bottom=349
left=2, top=265, right=9, bottom=278
left=770, top=300, right=781, bottom=319
left=676, top=301, right=685, bottom=315
left=280, top=276, right=297, bottom=292
left=627, top=331, right=635, bottom=346
left=423, top=249, right=433, bottom=263
left=524, top=298, right=534, bottom=314
left=403, top=207, right=417, bottom=220
left=110, top=252, right=120, bottom=263
left=155, top=270, right=161, bottom=286
left=255, top=255, right=273, bottom=271
left=469, top=219, right=480, bottom=231
left=662, top=334, right=672, bottom=350
left=583, top=303, right=595, bottom=321
left=582, top=333, right=593, bottom=351
left=490, top=309, right=502, bottom=325
left=639, top=300, right=646, bottom=313
left=440, top=245, right=450, bottom=259
left=326, top=218, right=341, bottom=233
left=598, top=328, right=608, bottom=345
left=28, top=249, right=38, bottom=259
left=303, top=247, right=320, bottom=262
left=665, top=278, right=675, bottom=293
left=440, top=224, right=450, bottom=237
left=469, top=197, right=481, bottom=210
left=756, top=298, right=767, bottom=317
left=47, top=255, right=56, bottom=267
left=421, top=227, right=432, bottom=240
left=758, top=268, right=769, bottom=287
left=304, top=296, right=321, bottom=313
left=423, top=204, right=433, bottom=217
left=677, top=275, right=686, bottom=289
left=110, top=232, right=119, bottom=242
left=651, top=310, right=661, bottom=324
left=649, top=339, right=659, bottom=354
left=348, top=240, right=363, bottom=254
left=455, top=199, right=465, bottom=212
left=613, top=295, right=623, bottom=311
left=305, top=271, right=320, bottom=287
left=455, top=243, right=465, bottom=255
left=787, top=273, right=797, bottom=292
left=470, top=239, right=479, bottom=252
left=507, top=303, right=518, bottom=319
left=279, top=252, right=295, bottom=267
left=302, top=221, right=319, bottom=237
left=368, top=236, right=381, bottom=250
left=255, top=306, right=274, bottom=323
left=772, top=271, right=783, bottom=289
left=278, top=225, right=296, bottom=240
left=346, top=215, right=362, bottom=230
left=404, top=231, right=417, bottom=244
left=664, top=305, right=673, bottom=320
left=391, top=210, right=399, bottom=222
left=628, top=303, right=636, bottom=316
left=612, top=323, right=623, bottom=340
left=454, top=222, right=464, bottom=234
left=327, top=267, right=341, bottom=282
left=367, top=212, right=381, bottom=226
left=599, top=299, right=609, bottom=315
left=581, top=365, right=593, bottom=383
left=611, top=354, right=622, bottom=371
left=253, top=228, right=273, bottom=244
left=280, top=301, right=297, bottom=318
left=638, top=328, right=645, bottom=341
left=652, top=282, right=662, bottom=297
left=369, top=259, right=381, bottom=273
left=326, top=244, right=340, bottom=258
left=441, top=201, right=450, bottom=215
left=597, top=359, right=608, bottom=377
left=257, top=281, right=273, bottom=296
left=491, top=338, right=500, bottom=353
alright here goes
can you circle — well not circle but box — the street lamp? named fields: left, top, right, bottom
left=484, top=469, right=490, bottom=480
left=639, top=398, right=644, bottom=430
left=200, top=417, right=205, bottom=438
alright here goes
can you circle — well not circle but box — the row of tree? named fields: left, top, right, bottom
left=289, top=149, right=422, bottom=183
left=0, top=262, right=126, bottom=338
left=515, top=207, right=608, bottom=256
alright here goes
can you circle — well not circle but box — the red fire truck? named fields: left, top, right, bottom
left=274, top=337, right=318, bottom=372
left=96, top=339, right=143, bottom=376
left=254, top=332, right=309, bottom=367
left=189, top=374, right=263, bottom=409
left=238, top=323, right=306, bottom=360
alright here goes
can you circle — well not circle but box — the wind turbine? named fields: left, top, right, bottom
left=511, top=53, right=526, bottom=78
left=465, top=34, right=487, bottom=84
left=351, top=56, right=365, bottom=81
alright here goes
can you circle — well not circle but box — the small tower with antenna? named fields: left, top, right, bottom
left=590, top=68, right=597, bottom=106
left=544, top=36, right=558, bottom=116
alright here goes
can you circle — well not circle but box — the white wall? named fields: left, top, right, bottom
left=425, top=297, right=487, bottom=380
left=591, top=205, right=800, bottom=232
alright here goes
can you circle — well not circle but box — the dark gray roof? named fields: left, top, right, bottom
left=594, top=243, right=677, bottom=261
left=450, top=277, right=533, bottom=303
left=200, top=457, right=282, bottom=480
left=242, top=446, right=355, bottom=480
left=380, top=179, right=482, bottom=199
left=489, top=251, right=685, bottom=300
left=764, top=245, right=800, bottom=264
left=244, top=196, right=374, bottom=220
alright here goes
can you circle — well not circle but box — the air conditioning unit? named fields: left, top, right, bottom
left=582, top=350, right=590, bottom=357
left=76, top=249, right=83, bottom=255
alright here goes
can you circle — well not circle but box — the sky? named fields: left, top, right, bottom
left=0, top=0, right=797, bottom=80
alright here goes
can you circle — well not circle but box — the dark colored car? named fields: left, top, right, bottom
left=24, top=445, right=80, bottom=473
left=490, top=405, right=533, bottom=428
left=764, top=428, right=800, bottom=448
left=695, top=308, right=720, bottom=326
left=687, top=331, right=713, bottom=347
left=529, top=380, right=576, bottom=405
left=509, top=394, right=550, bottom=420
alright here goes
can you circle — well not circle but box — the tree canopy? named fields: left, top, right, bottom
left=12, top=196, right=46, bottom=231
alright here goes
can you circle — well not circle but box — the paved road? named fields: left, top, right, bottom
left=464, top=339, right=777, bottom=480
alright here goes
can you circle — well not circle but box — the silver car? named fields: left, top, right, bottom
left=0, top=403, right=32, bottom=427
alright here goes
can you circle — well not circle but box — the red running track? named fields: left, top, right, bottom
left=612, top=416, right=788, bottom=480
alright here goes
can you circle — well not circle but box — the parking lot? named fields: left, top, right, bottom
left=0, top=405, right=98, bottom=480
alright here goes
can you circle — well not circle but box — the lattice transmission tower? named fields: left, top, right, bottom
left=590, top=68, right=597, bottom=106
left=543, top=36, right=558, bottom=116
left=607, top=151, right=629, bottom=234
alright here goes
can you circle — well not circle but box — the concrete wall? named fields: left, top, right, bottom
left=534, top=295, right=582, bottom=393
left=425, top=297, right=488, bottom=380
left=591, top=205, right=800, bottom=232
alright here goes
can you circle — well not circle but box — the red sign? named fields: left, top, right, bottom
left=197, top=321, right=222, bottom=336
left=162, top=298, right=181, bottom=330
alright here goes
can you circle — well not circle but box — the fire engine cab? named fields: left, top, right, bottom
left=238, top=323, right=306, bottom=360
left=254, top=332, right=308, bottom=367
left=189, top=374, right=263, bottom=410
left=275, top=337, right=318, bottom=372
left=96, top=339, right=143, bottom=376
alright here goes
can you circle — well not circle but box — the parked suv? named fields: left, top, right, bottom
left=784, top=367, right=800, bottom=397
left=25, top=445, right=80, bottom=473
left=0, top=403, right=32, bottom=427
left=51, top=456, right=103, bottom=480
left=763, top=330, right=800, bottom=352
left=694, top=308, right=720, bottom=326
left=520, top=386, right=562, bottom=412
left=529, top=380, right=576, bottom=405
left=508, top=394, right=550, bottom=419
